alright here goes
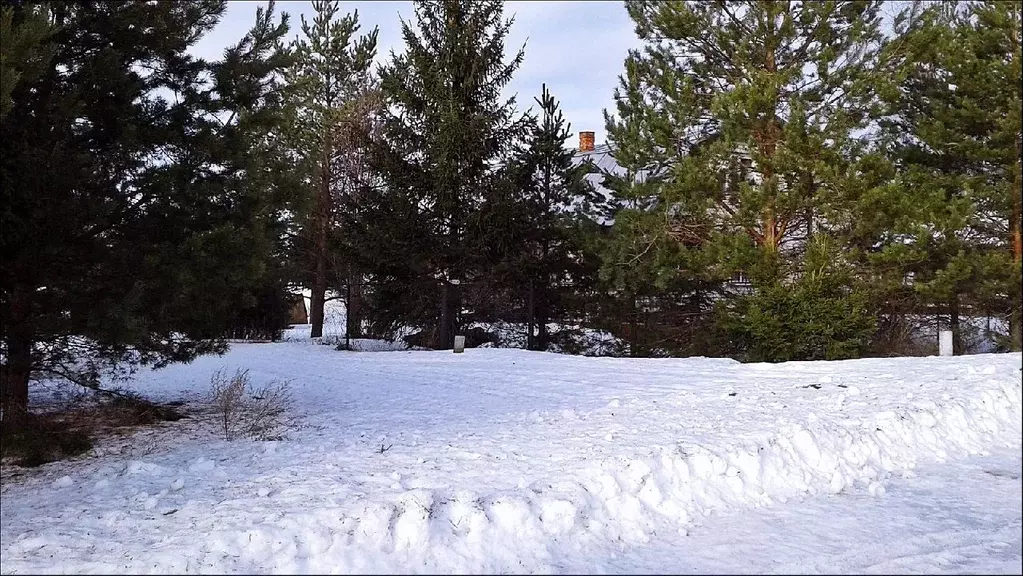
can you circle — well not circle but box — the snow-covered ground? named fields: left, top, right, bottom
left=1, top=345, right=1020, bottom=574
left=561, top=445, right=1022, bottom=574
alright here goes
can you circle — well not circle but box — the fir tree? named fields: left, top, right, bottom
left=367, top=0, right=525, bottom=349
left=209, top=1, right=302, bottom=342
left=500, top=84, right=596, bottom=350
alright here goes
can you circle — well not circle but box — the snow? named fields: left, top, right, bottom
left=560, top=445, right=1022, bottom=574
left=1, top=347, right=1020, bottom=574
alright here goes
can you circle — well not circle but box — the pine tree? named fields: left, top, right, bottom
left=327, top=86, right=384, bottom=349
left=603, top=0, right=887, bottom=359
left=876, top=0, right=1021, bottom=352
left=367, top=0, right=525, bottom=349
left=287, top=0, right=378, bottom=339
left=209, top=1, right=302, bottom=342
left=0, top=1, right=296, bottom=425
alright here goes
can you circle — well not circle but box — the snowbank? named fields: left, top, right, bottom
left=560, top=446, right=1022, bottom=574
left=1, top=349, right=1020, bottom=573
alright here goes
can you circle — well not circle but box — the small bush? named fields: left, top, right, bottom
left=716, top=238, right=876, bottom=363
left=209, top=369, right=294, bottom=441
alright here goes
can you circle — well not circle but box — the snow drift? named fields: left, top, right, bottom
left=1, top=348, right=1020, bottom=574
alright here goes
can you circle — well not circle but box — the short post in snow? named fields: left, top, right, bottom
left=939, top=330, right=954, bottom=356
left=453, top=335, right=466, bottom=354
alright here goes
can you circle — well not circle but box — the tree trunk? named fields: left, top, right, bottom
left=309, top=151, right=331, bottom=339
left=537, top=281, right=549, bottom=352
left=628, top=294, right=641, bottom=358
left=756, top=25, right=781, bottom=255
left=438, top=208, right=462, bottom=350
left=439, top=278, right=459, bottom=350
left=539, top=153, right=552, bottom=352
left=1010, top=0, right=1022, bottom=351
left=309, top=264, right=327, bottom=338
left=353, top=274, right=364, bottom=338
left=950, top=295, right=964, bottom=356
left=537, top=236, right=550, bottom=352
left=0, top=348, right=30, bottom=430
left=1011, top=120, right=1022, bottom=351
left=344, top=269, right=363, bottom=346
left=439, top=281, right=449, bottom=350
left=344, top=272, right=352, bottom=351
left=450, top=278, right=461, bottom=349
left=1, top=288, right=33, bottom=429
left=527, top=279, right=535, bottom=351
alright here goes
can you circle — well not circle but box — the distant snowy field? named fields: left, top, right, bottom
left=1, top=343, right=1020, bottom=574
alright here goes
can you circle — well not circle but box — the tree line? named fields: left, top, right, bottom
left=1, top=0, right=1020, bottom=424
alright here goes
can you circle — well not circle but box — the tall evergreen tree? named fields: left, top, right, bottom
left=500, top=84, right=596, bottom=350
left=367, top=0, right=525, bottom=349
left=875, top=0, right=1021, bottom=352
left=603, top=0, right=887, bottom=360
left=208, top=1, right=301, bottom=342
left=327, top=84, right=384, bottom=349
left=287, top=0, right=378, bottom=339
left=0, top=1, right=295, bottom=425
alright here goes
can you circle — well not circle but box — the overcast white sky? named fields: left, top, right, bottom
left=189, top=1, right=640, bottom=146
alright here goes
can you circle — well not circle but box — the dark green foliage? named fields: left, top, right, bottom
left=869, top=0, right=1022, bottom=353
left=485, top=84, right=599, bottom=350
left=0, top=2, right=53, bottom=119
left=717, top=237, right=875, bottom=363
left=219, top=283, right=294, bottom=341
left=597, top=1, right=893, bottom=358
left=608, top=0, right=886, bottom=267
left=1, top=0, right=297, bottom=420
left=362, top=0, right=526, bottom=348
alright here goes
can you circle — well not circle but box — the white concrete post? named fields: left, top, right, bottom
left=453, top=335, right=465, bottom=354
left=939, top=330, right=954, bottom=356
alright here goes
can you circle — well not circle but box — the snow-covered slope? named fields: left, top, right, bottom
left=1, top=347, right=1020, bottom=574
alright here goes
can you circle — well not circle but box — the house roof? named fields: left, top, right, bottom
left=572, top=143, right=625, bottom=177
left=569, top=143, right=625, bottom=226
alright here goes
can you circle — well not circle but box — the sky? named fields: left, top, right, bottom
left=189, top=1, right=641, bottom=147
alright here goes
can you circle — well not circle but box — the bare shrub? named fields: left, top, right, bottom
left=208, top=369, right=294, bottom=441
left=0, top=389, right=183, bottom=467
left=101, top=389, right=184, bottom=425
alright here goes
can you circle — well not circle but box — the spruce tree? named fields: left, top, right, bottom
left=287, top=0, right=378, bottom=339
left=603, top=0, right=886, bottom=360
left=0, top=1, right=295, bottom=425
left=500, top=84, right=596, bottom=350
left=367, top=0, right=525, bottom=349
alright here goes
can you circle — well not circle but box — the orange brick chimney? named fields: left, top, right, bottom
left=579, top=131, right=595, bottom=152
